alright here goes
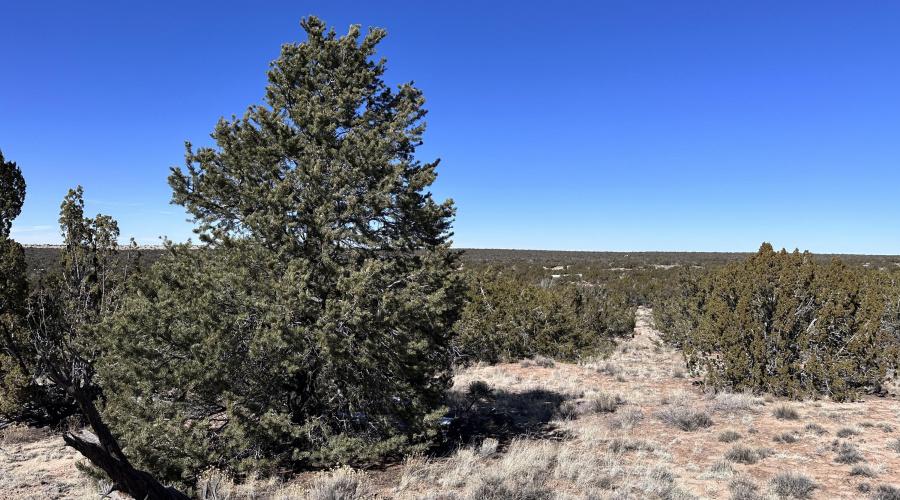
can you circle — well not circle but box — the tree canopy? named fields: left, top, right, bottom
left=99, top=16, right=464, bottom=484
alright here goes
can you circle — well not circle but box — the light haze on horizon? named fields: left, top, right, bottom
left=2, top=1, right=898, bottom=254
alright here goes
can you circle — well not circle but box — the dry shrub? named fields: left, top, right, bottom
left=596, top=362, right=623, bottom=377
left=608, top=438, right=655, bottom=454
left=713, top=391, right=761, bottom=414
left=768, top=471, right=817, bottom=499
left=872, top=484, right=900, bottom=500
left=533, top=355, right=555, bottom=368
left=610, top=407, right=643, bottom=430
left=657, top=406, right=713, bottom=431
left=467, top=380, right=493, bottom=398
left=440, top=448, right=481, bottom=488
left=0, top=424, right=48, bottom=445
left=555, top=400, right=580, bottom=421
left=553, top=446, right=604, bottom=487
left=478, top=438, right=499, bottom=457
left=398, top=454, right=434, bottom=490
left=837, top=426, right=862, bottom=438
left=773, top=404, right=800, bottom=420
left=888, top=438, right=900, bottom=455
left=850, top=465, right=878, bottom=478
left=804, top=423, right=827, bottom=435
left=724, top=445, right=771, bottom=465
left=698, top=460, right=734, bottom=480
left=718, top=430, right=742, bottom=443
left=834, top=440, right=866, bottom=464
left=465, top=474, right=553, bottom=500
left=773, top=431, right=801, bottom=444
left=636, top=464, right=696, bottom=499
left=729, top=476, right=760, bottom=500
left=657, top=390, right=714, bottom=431
left=497, top=439, right=556, bottom=481
left=197, top=467, right=235, bottom=500
left=876, top=423, right=895, bottom=433
left=309, top=467, right=371, bottom=500
left=588, top=392, right=623, bottom=414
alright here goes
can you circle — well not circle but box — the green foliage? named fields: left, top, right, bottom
left=651, top=268, right=711, bottom=348
left=0, top=237, right=32, bottom=416
left=0, top=149, right=26, bottom=238
left=99, top=17, right=463, bottom=484
left=0, top=152, right=36, bottom=417
left=453, top=268, right=633, bottom=363
left=24, top=187, right=130, bottom=408
left=684, top=243, right=900, bottom=401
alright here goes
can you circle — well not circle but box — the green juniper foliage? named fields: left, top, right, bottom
left=684, top=243, right=899, bottom=401
left=0, top=149, right=32, bottom=417
left=99, top=17, right=464, bottom=484
left=453, top=267, right=633, bottom=363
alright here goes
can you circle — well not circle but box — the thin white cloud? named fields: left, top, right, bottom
left=10, top=225, right=55, bottom=234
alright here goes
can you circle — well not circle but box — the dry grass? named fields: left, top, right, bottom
left=768, top=470, right=818, bottom=499
left=773, top=403, right=801, bottom=420
left=308, top=467, right=371, bottom=500
left=0, top=424, right=49, bottom=446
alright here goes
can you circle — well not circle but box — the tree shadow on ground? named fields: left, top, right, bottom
left=437, top=384, right=573, bottom=453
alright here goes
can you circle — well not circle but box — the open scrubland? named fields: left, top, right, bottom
left=4, top=17, right=900, bottom=500
left=5, top=307, right=900, bottom=500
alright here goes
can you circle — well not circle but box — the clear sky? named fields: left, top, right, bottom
left=2, top=1, right=898, bottom=253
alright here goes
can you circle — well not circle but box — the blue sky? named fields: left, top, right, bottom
left=2, top=1, right=898, bottom=253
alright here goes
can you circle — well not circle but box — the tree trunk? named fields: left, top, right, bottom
left=47, top=364, right=190, bottom=500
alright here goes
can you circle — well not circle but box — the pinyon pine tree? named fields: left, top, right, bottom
left=99, top=17, right=463, bottom=485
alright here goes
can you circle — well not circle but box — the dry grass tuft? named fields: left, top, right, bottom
left=729, top=476, right=760, bottom=500
left=834, top=440, right=866, bottom=464
left=773, top=431, right=801, bottom=444
left=850, top=464, right=878, bottom=478
left=309, top=467, right=371, bottom=500
left=837, top=426, right=862, bottom=438
left=0, top=424, right=49, bottom=446
left=724, top=445, right=772, bottom=465
left=533, top=355, right=556, bottom=368
left=768, top=470, right=818, bottom=499
left=872, top=484, right=900, bottom=500
left=804, top=422, right=827, bottom=435
left=713, top=391, right=762, bottom=415
left=609, top=407, right=644, bottom=430
left=888, top=438, right=900, bottom=455
left=718, top=430, right=742, bottom=443
left=773, top=404, right=801, bottom=420
left=698, top=460, right=734, bottom=480
left=588, top=392, right=623, bottom=414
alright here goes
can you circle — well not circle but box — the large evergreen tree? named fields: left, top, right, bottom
left=100, top=16, right=463, bottom=484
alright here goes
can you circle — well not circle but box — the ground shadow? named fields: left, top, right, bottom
left=437, top=385, right=573, bottom=453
